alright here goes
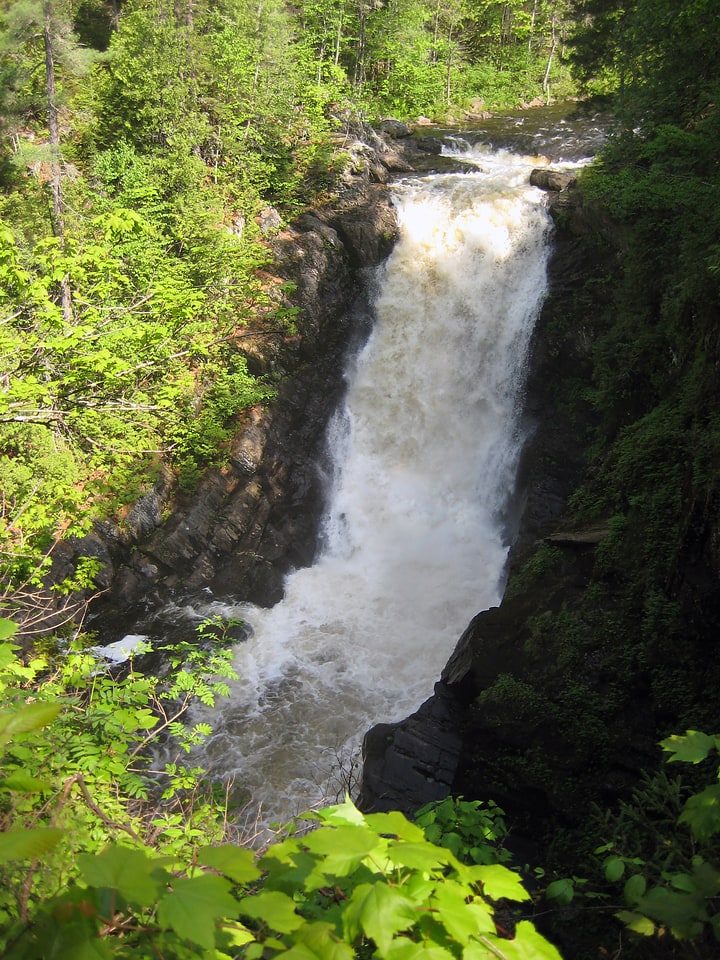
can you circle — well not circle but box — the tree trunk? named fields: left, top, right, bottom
left=542, top=13, right=558, bottom=104
left=43, top=0, right=72, bottom=324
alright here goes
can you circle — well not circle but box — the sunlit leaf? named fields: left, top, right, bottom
left=489, top=920, right=564, bottom=959
left=0, top=619, right=18, bottom=641
left=365, top=811, right=426, bottom=842
left=466, top=864, right=531, bottom=902
left=281, top=921, right=355, bottom=960
left=385, top=939, right=456, bottom=959
left=314, top=797, right=367, bottom=827
left=661, top=730, right=717, bottom=764
left=615, top=910, right=656, bottom=936
left=238, top=890, right=305, bottom=934
left=385, top=839, right=452, bottom=872
left=431, top=880, right=494, bottom=942
left=302, top=825, right=384, bottom=875
left=0, top=827, right=63, bottom=864
left=198, top=844, right=261, bottom=884
left=0, top=771, right=52, bottom=793
left=159, top=874, right=238, bottom=949
left=0, top=702, right=62, bottom=741
left=343, top=881, right=417, bottom=953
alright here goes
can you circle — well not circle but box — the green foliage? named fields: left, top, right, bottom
left=0, top=609, right=564, bottom=959
left=415, top=795, right=511, bottom=865
left=0, top=614, right=241, bottom=949
left=0, top=168, right=276, bottom=591
left=236, top=798, right=560, bottom=960
left=169, top=358, right=276, bottom=493
left=570, top=0, right=720, bottom=129
left=592, top=731, right=720, bottom=945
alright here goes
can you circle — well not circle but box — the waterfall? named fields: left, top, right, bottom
left=195, top=146, right=553, bottom=826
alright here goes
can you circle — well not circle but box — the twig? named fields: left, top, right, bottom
left=73, top=773, right=144, bottom=844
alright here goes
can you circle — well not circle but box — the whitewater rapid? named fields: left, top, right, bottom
left=182, top=144, right=554, bottom=827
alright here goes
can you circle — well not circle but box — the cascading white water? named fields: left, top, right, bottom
left=196, top=144, right=553, bottom=826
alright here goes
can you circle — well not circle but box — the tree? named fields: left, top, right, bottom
left=0, top=0, right=96, bottom=318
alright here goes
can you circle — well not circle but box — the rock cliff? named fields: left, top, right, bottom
left=358, top=176, right=720, bottom=876
left=72, top=124, right=417, bottom=635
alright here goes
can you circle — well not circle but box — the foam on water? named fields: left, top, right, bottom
left=189, top=148, right=553, bottom=826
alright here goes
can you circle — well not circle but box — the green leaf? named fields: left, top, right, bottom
left=635, top=886, right=706, bottom=939
left=343, top=882, right=418, bottom=953
left=218, top=922, right=256, bottom=949
left=0, top=619, right=18, bottom=641
left=51, top=926, right=113, bottom=960
left=545, top=878, right=575, bottom=905
left=615, top=910, right=656, bottom=936
left=78, top=845, right=162, bottom=906
left=385, top=940, right=456, bottom=959
left=366, top=811, right=427, bottom=842
left=198, top=844, right=261, bottom=884
left=313, top=798, right=367, bottom=827
left=159, top=874, right=238, bottom=949
left=679, top=784, right=720, bottom=841
left=492, top=920, right=565, bottom=959
left=302, top=825, right=384, bottom=876
left=0, top=771, right=52, bottom=793
left=0, top=643, right=19, bottom=671
left=466, top=864, right=531, bottom=902
left=463, top=943, right=504, bottom=960
left=385, top=840, right=452, bottom=872
left=623, top=873, right=647, bottom=904
left=0, top=827, right=64, bottom=863
left=238, top=890, right=305, bottom=934
left=604, top=857, right=626, bottom=883
left=661, top=730, right=717, bottom=764
left=431, top=880, right=494, bottom=942
left=280, top=921, right=355, bottom=960
left=0, top=701, right=62, bottom=741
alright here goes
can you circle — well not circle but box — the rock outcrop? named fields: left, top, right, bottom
left=77, top=123, right=437, bottom=635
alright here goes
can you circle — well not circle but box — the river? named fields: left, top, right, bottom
left=113, top=108, right=606, bottom=830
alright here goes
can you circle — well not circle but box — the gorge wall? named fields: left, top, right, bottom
left=358, top=176, right=720, bottom=883
left=57, top=119, right=720, bottom=880
left=58, top=125, right=416, bottom=634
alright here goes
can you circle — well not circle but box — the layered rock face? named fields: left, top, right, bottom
left=68, top=126, right=412, bottom=628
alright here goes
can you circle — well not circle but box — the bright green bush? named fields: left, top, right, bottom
left=0, top=616, right=565, bottom=959
left=0, top=616, right=241, bottom=951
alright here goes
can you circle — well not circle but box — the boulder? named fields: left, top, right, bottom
left=530, top=168, right=578, bottom=192
left=378, top=118, right=412, bottom=138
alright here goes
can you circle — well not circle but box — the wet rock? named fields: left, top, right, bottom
left=123, top=467, right=174, bottom=541
left=530, top=168, right=578, bottom=192
left=358, top=682, right=464, bottom=815
left=378, top=118, right=412, bottom=138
